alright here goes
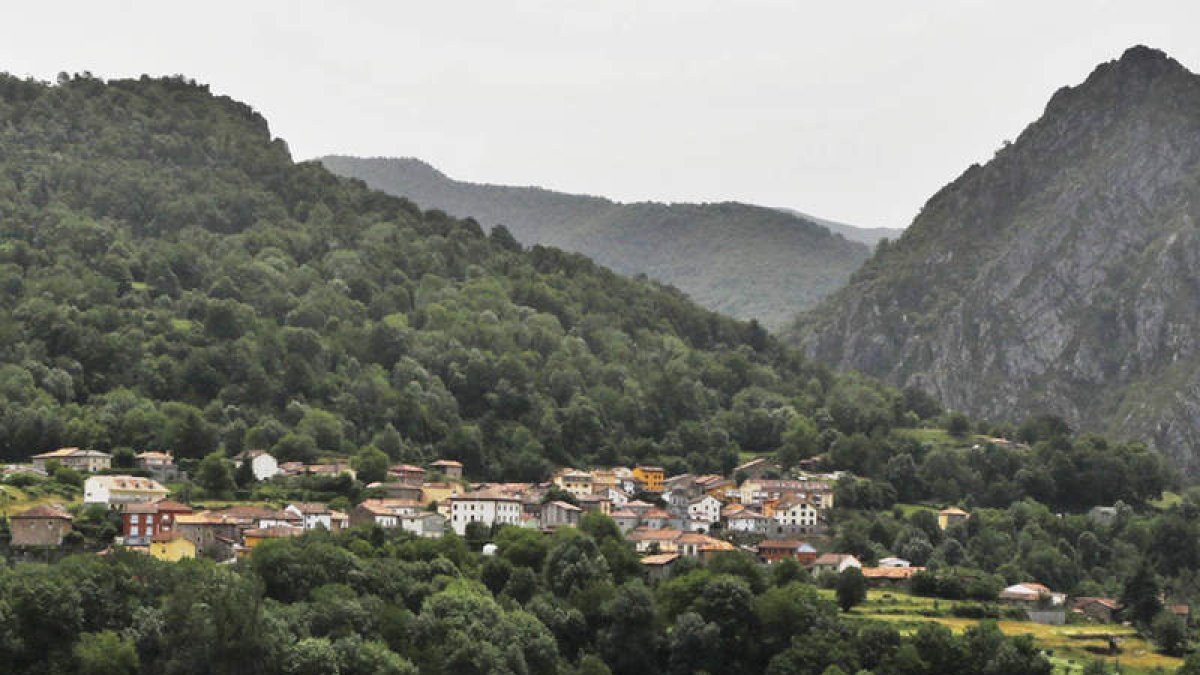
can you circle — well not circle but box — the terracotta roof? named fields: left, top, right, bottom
left=34, top=447, right=110, bottom=459
left=610, top=510, right=639, bottom=519
left=627, top=528, right=682, bottom=541
left=545, top=500, right=582, bottom=512
left=391, top=464, right=426, bottom=472
left=699, top=540, right=736, bottom=552
left=642, top=509, right=671, bottom=519
left=430, top=459, right=463, bottom=467
left=244, top=526, right=304, bottom=539
left=676, top=532, right=714, bottom=545
left=135, top=451, right=174, bottom=461
left=640, top=553, right=680, bottom=566
left=288, top=502, right=330, bottom=514
left=150, top=531, right=188, bottom=544
left=813, top=553, right=858, bottom=566
left=13, top=504, right=72, bottom=520
left=124, top=502, right=162, bottom=514
left=861, top=567, right=923, bottom=579
left=758, top=540, right=807, bottom=550
left=153, top=500, right=193, bottom=513
left=1072, top=597, right=1120, bottom=610
left=88, top=475, right=167, bottom=492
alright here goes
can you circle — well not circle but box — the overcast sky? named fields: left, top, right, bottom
left=3, top=1, right=1199, bottom=229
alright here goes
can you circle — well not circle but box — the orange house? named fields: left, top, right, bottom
left=632, top=466, right=664, bottom=493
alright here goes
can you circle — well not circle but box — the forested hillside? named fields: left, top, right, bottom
left=791, top=46, right=1200, bottom=472
left=319, top=156, right=871, bottom=328
left=0, top=71, right=881, bottom=481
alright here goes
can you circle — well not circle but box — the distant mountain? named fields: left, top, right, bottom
left=790, top=46, right=1200, bottom=471
left=776, top=208, right=903, bottom=245
left=319, top=156, right=870, bottom=328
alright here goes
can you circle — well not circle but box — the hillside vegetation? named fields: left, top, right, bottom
left=790, top=46, right=1200, bottom=472
left=319, top=156, right=871, bottom=328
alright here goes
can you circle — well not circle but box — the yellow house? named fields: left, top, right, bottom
left=149, top=532, right=196, bottom=562
left=553, top=469, right=594, bottom=498
left=589, top=469, right=619, bottom=495
left=632, top=466, right=665, bottom=493
left=938, top=507, right=969, bottom=530
left=420, top=481, right=463, bottom=506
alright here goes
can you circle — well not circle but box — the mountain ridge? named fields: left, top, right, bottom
left=789, top=45, right=1200, bottom=471
left=319, top=155, right=872, bottom=328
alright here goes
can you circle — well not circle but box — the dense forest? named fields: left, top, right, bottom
left=319, top=156, right=871, bottom=328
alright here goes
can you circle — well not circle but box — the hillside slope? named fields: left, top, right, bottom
left=791, top=46, right=1200, bottom=470
left=0, top=71, right=928, bottom=481
left=776, top=207, right=903, bottom=245
left=318, top=155, right=871, bottom=328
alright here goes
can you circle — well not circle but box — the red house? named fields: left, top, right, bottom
left=121, top=499, right=193, bottom=546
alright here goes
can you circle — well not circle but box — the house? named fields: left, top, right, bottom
left=134, top=451, right=182, bottom=481
left=641, top=553, right=679, bottom=582
left=421, top=481, right=463, bottom=506
left=1071, top=597, right=1120, bottom=623
left=810, top=554, right=862, bottom=575
left=999, top=583, right=1066, bottom=607
left=9, top=505, right=73, bottom=547
left=603, top=486, right=631, bottom=508
left=773, top=495, right=823, bottom=533
left=861, top=567, right=924, bottom=587
left=286, top=503, right=348, bottom=531
left=611, top=510, right=641, bottom=532
left=121, top=500, right=193, bottom=546
left=584, top=470, right=615, bottom=497
left=879, top=557, right=912, bottom=568
left=739, top=479, right=835, bottom=507
left=400, top=512, right=446, bottom=538
left=32, top=447, right=112, bottom=473
left=368, top=482, right=424, bottom=501
left=350, top=499, right=424, bottom=528
left=675, top=532, right=727, bottom=558
left=175, top=511, right=243, bottom=558
left=726, top=510, right=772, bottom=534
left=641, top=508, right=671, bottom=530
left=84, top=475, right=169, bottom=507
left=758, top=540, right=818, bottom=564
left=305, top=461, right=355, bottom=478
left=430, top=459, right=463, bottom=479
left=234, top=450, right=279, bottom=481
left=149, top=531, right=196, bottom=562
left=241, top=526, right=304, bottom=553
left=553, top=470, right=594, bottom=498
left=627, top=528, right=683, bottom=554
left=541, top=500, right=583, bottom=528
left=632, top=466, right=664, bottom=493
left=938, top=507, right=970, bottom=530
left=447, top=490, right=522, bottom=536
left=389, top=464, right=426, bottom=485
left=575, top=493, right=611, bottom=515
left=688, top=495, right=722, bottom=527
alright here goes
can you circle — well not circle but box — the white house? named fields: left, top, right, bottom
left=811, top=554, right=862, bottom=575
left=687, top=495, right=722, bottom=525
left=84, top=475, right=169, bottom=507
left=879, top=557, right=912, bottom=568
left=774, top=497, right=822, bottom=533
left=447, top=490, right=522, bottom=536
left=235, top=450, right=280, bottom=481
left=400, top=512, right=446, bottom=538
left=726, top=510, right=772, bottom=534
left=286, top=502, right=347, bottom=531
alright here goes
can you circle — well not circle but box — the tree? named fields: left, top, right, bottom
left=352, top=446, right=389, bottom=484
left=835, top=568, right=867, bottom=612
left=1120, top=561, right=1163, bottom=627
left=1152, top=610, right=1189, bottom=656
left=73, top=630, right=140, bottom=675
left=196, top=451, right=236, bottom=498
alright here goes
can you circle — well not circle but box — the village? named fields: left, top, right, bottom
left=0, top=445, right=1148, bottom=630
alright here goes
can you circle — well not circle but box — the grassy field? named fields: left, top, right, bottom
left=823, top=590, right=1180, bottom=674
left=0, top=484, right=81, bottom=515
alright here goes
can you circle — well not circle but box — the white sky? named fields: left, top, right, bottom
left=3, top=1, right=1198, bottom=229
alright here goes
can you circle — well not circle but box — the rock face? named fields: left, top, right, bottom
left=791, top=46, right=1200, bottom=471
left=320, top=156, right=871, bottom=329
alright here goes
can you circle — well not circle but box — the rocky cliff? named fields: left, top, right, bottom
left=791, top=46, right=1200, bottom=470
